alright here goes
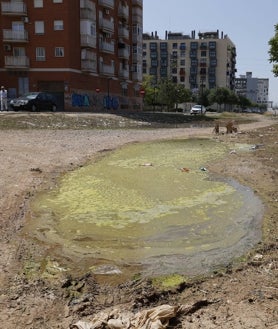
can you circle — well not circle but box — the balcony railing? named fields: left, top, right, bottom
left=99, top=63, right=115, bottom=75
left=132, top=8, right=142, bottom=23
left=118, top=27, right=129, bottom=39
left=99, top=41, right=114, bottom=53
left=132, top=52, right=142, bottom=62
left=118, top=5, right=129, bottom=18
left=98, top=0, right=114, bottom=9
left=81, top=59, right=97, bottom=72
left=132, top=32, right=142, bottom=43
left=1, top=1, right=27, bottom=15
left=118, top=48, right=130, bottom=59
left=80, top=9, right=96, bottom=20
left=80, top=34, right=96, bottom=48
left=3, top=29, right=28, bottom=42
left=132, top=0, right=142, bottom=6
left=119, top=67, right=129, bottom=79
left=99, top=18, right=114, bottom=32
left=5, top=55, right=29, bottom=69
left=132, top=71, right=142, bottom=81
left=80, top=0, right=95, bottom=10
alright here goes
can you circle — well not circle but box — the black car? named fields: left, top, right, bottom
left=10, top=92, right=57, bottom=112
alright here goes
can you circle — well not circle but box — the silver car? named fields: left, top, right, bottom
left=190, top=104, right=206, bottom=115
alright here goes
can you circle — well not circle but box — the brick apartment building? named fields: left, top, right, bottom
left=0, top=0, right=143, bottom=111
left=143, top=30, right=237, bottom=94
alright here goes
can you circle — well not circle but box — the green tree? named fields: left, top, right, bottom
left=269, top=23, right=278, bottom=77
left=142, top=75, right=156, bottom=106
left=237, top=95, right=252, bottom=110
left=208, top=87, right=231, bottom=111
left=175, top=84, right=192, bottom=108
left=198, top=88, right=210, bottom=107
left=157, top=78, right=177, bottom=110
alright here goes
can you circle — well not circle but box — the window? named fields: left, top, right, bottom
left=36, top=47, right=45, bottom=61
left=190, top=42, right=198, bottom=49
left=13, top=47, right=25, bottom=57
left=53, top=0, right=62, bottom=2
left=180, top=43, right=186, bottom=50
left=54, top=20, right=63, bottom=30
left=180, top=51, right=186, bottom=58
left=160, top=42, right=167, bottom=50
left=150, top=42, right=157, bottom=50
left=55, top=47, right=64, bottom=57
left=35, top=21, right=44, bottom=34
left=34, top=0, right=43, bottom=8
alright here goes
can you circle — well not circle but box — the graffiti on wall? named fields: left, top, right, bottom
left=71, top=92, right=119, bottom=110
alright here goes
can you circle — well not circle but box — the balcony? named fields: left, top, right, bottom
left=81, top=34, right=96, bottom=48
left=118, top=5, right=129, bottom=18
left=118, top=27, right=129, bottom=39
left=80, top=9, right=96, bottom=20
left=81, top=59, right=97, bottom=73
left=80, top=0, right=95, bottom=10
left=4, top=55, right=29, bottom=69
left=132, top=51, right=142, bottom=62
left=132, top=7, right=142, bottom=23
left=118, top=48, right=130, bottom=59
left=132, top=0, right=142, bottom=6
left=99, top=18, right=114, bottom=32
left=98, top=0, right=114, bottom=9
left=132, top=71, right=142, bottom=81
left=3, top=29, right=28, bottom=42
left=132, top=32, right=142, bottom=43
left=1, top=1, right=27, bottom=15
left=99, top=40, right=114, bottom=53
left=119, top=67, right=129, bottom=79
left=99, top=63, right=115, bottom=76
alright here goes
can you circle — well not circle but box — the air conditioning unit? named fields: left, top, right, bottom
left=21, top=16, right=29, bottom=23
left=104, top=8, right=110, bottom=15
left=4, top=44, right=11, bottom=51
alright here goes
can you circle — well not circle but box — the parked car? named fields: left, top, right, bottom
left=10, top=92, right=57, bottom=112
left=190, top=104, right=206, bottom=115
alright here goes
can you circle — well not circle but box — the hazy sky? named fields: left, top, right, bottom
left=143, top=0, right=278, bottom=106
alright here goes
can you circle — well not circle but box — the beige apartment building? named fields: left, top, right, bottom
left=0, top=0, right=143, bottom=111
left=143, top=30, right=237, bottom=94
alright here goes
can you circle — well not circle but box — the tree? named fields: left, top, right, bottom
left=142, top=75, right=156, bottom=106
left=268, top=23, right=278, bottom=77
left=157, top=78, right=177, bottom=110
left=175, top=84, right=192, bottom=107
left=208, top=87, right=231, bottom=111
left=237, top=95, right=252, bottom=110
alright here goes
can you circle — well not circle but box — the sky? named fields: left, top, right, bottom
left=143, top=0, right=278, bottom=106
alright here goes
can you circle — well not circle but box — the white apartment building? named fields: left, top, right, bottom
left=235, top=72, right=269, bottom=106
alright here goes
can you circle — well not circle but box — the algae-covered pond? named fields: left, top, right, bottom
left=24, top=138, right=263, bottom=277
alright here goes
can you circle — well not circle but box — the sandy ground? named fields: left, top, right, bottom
left=0, top=112, right=277, bottom=328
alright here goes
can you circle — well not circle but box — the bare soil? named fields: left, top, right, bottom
left=0, top=112, right=277, bottom=329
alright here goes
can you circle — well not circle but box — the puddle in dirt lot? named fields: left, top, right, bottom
left=24, top=138, right=263, bottom=277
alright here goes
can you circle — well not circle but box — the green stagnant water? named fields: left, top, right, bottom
left=24, top=138, right=263, bottom=277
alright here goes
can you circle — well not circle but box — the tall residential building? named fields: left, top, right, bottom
left=143, top=30, right=237, bottom=93
left=235, top=72, right=269, bottom=106
left=0, top=0, right=143, bottom=110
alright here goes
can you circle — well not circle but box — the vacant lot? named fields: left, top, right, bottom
left=0, top=112, right=277, bottom=328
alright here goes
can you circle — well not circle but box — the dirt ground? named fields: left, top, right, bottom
left=0, top=112, right=277, bottom=329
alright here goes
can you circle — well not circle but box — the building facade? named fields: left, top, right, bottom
left=235, top=72, right=269, bottom=107
left=143, top=30, right=237, bottom=94
left=0, top=0, right=143, bottom=110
